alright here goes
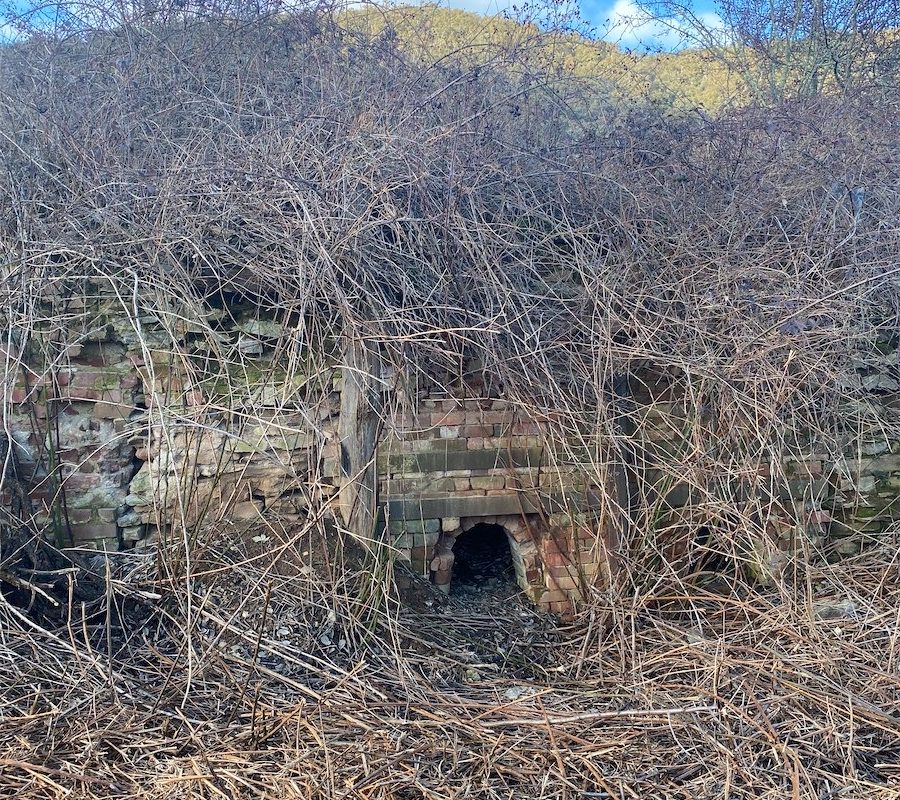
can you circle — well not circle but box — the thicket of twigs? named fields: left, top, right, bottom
left=1, top=2, right=900, bottom=797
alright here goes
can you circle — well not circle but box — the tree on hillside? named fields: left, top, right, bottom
left=638, top=0, right=900, bottom=102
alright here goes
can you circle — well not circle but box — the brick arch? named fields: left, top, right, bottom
left=430, top=514, right=545, bottom=601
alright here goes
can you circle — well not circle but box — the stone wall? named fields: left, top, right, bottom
left=5, top=331, right=143, bottom=549
left=5, top=290, right=900, bottom=614
left=627, top=376, right=900, bottom=564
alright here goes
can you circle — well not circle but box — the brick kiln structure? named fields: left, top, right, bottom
left=371, top=398, right=612, bottom=612
left=5, top=288, right=900, bottom=614
left=2, top=299, right=617, bottom=613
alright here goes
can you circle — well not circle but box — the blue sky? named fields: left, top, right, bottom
left=2, top=0, right=723, bottom=48
left=587, top=0, right=720, bottom=46
left=445, top=0, right=722, bottom=48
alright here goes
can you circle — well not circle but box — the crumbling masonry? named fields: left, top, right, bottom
left=5, top=289, right=900, bottom=613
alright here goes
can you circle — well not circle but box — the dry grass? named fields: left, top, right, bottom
left=1, top=527, right=899, bottom=798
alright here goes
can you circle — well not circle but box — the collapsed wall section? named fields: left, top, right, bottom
left=4, top=300, right=144, bottom=548
left=2, top=287, right=341, bottom=550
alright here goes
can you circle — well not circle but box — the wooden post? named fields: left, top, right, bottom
left=337, top=337, right=382, bottom=540
left=606, top=372, right=639, bottom=582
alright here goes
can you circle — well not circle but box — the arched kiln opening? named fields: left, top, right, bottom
left=426, top=515, right=546, bottom=603
left=450, top=523, right=516, bottom=593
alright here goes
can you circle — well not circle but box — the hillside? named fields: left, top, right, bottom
left=340, top=4, right=745, bottom=111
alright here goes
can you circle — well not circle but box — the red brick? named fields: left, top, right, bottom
left=431, top=552, right=454, bottom=571
left=391, top=413, right=417, bottom=429
left=471, top=476, right=505, bottom=490
left=97, top=508, right=117, bottom=523
left=409, top=545, right=434, bottom=562
left=510, top=528, right=534, bottom=545
left=460, top=425, right=493, bottom=438
left=70, top=523, right=117, bottom=541
left=549, top=600, right=573, bottom=615
left=795, top=460, right=823, bottom=477
left=184, top=389, right=205, bottom=407
left=62, top=473, right=102, bottom=491
left=580, top=562, right=600, bottom=577
left=67, top=509, right=93, bottom=523
left=508, top=435, right=537, bottom=448
left=550, top=575, right=579, bottom=591
left=94, top=400, right=134, bottom=419
left=67, top=388, right=104, bottom=401
left=431, top=411, right=465, bottom=426
left=433, top=568, right=452, bottom=585
left=69, top=370, right=104, bottom=389
left=543, top=549, right=572, bottom=568
left=10, top=388, right=30, bottom=404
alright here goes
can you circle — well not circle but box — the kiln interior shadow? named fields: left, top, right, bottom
left=451, top=523, right=517, bottom=593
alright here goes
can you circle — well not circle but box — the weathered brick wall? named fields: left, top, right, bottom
left=5, top=323, right=142, bottom=549
left=2, top=288, right=335, bottom=550
left=368, top=398, right=614, bottom=611
left=5, top=290, right=900, bottom=614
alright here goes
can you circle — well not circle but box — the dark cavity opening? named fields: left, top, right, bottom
left=451, top=523, right=516, bottom=595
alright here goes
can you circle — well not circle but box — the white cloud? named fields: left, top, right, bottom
left=601, top=0, right=723, bottom=49
left=1, top=22, right=19, bottom=42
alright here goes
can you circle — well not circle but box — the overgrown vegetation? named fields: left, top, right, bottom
left=1, top=1, right=899, bottom=797
left=640, top=0, right=900, bottom=102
